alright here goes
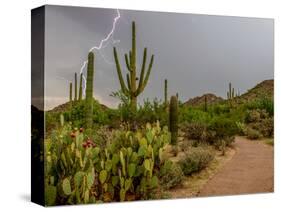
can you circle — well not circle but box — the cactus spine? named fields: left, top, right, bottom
left=78, top=73, right=83, bottom=101
left=169, top=96, right=178, bottom=145
left=113, top=21, right=154, bottom=112
left=74, top=73, right=77, bottom=101
left=85, top=52, right=94, bottom=130
left=69, top=82, right=72, bottom=102
left=164, top=79, right=168, bottom=106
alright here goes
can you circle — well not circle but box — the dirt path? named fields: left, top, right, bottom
left=198, top=136, right=274, bottom=197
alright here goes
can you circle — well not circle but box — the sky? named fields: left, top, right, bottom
left=44, top=5, right=274, bottom=110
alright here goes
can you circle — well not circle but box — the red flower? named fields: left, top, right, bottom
left=79, top=128, right=84, bottom=133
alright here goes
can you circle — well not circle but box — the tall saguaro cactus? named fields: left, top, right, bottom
left=169, top=96, right=178, bottom=145
left=69, top=82, right=73, bottom=102
left=74, top=73, right=77, bottom=101
left=164, top=79, right=168, bottom=106
left=85, top=52, right=94, bottom=130
left=113, top=21, right=154, bottom=112
left=227, top=82, right=235, bottom=100
left=78, top=73, right=83, bottom=101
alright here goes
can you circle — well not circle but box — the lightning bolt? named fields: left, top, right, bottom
left=79, top=9, right=121, bottom=96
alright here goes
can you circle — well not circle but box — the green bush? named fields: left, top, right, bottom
left=179, top=107, right=211, bottom=124
left=245, top=109, right=261, bottom=123
left=67, top=100, right=111, bottom=127
left=212, top=104, right=230, bottom=115
left=159, top=160, right=184, bottom=189
left=235, top=121, right=247, bottom=136
left=179, top=147, right=214, bottom=176
left=185, top=122, right=206, bottom=141
left=245, top=98, right=274, bottom=116
left=260, top=118, right=274, bottom=137
left=136, top=98, right=168, bottom=127
left=249, top=118, right=274, bottom=138
left=259, top=98, right=274, bottom=116
left=207, top=116, right=238, bottom=140
left=246, top=127, right=262, bottom=140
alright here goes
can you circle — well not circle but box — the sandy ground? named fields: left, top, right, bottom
left=198, top=136, right=274, bottom=197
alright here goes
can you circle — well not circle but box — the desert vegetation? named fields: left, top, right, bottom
left=36, top=21, right=274, bottom=205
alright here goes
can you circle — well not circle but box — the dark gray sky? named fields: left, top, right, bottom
left=45, top=5, right=274, bottom=110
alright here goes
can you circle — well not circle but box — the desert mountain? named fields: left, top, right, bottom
left=183, top=93, right=224, bottom=107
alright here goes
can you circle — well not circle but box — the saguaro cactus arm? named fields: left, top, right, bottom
left=113, top=47, right=129, bottom=96
left=125, top=54, right=131, bottom=72
left=136, top=54, right=154, bottom=95
left=138, top=48, right=147, bottom=86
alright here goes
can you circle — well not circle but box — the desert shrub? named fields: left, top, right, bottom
left=46, top=112, right=60, bottom=132
left=51, top=100, right=114, bottom=128
left=212, top=104, right=230, bottom=115
left=159, top=160, right=184, bottom=189
left=258, top=118, right=274, bottom=137
left=259, top=98, right=274, bottom=116
left=235, top=121, right=247, bottom=136
left=179, top=147, right=214, bottom=176
left=207, top=117, right=238, bottom=140
left=205, top=116, right=237, bottom=150
left=137, top=98, right=167, bottom=126
left=179, top=107, right=211, bottom=124
left=111, top=90, right=136, bottom=122
left=245, top=98, right=274, bottom=116
left=185, top=122, right=206, bottom=141
left=245, top=109, right=261, bottom=123
left=213, top=136, right=235, bottom=154
left=246, top=127, right=262, bottom=140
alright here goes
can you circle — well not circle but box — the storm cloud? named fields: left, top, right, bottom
left=44, top=5, right=274, bottom=110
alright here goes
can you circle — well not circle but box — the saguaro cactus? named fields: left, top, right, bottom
left=85, top=52, right=94, bottom=130
left=204, top=95, right=208, bottom=112
left=78, top=73, right=83, bottom=101
left=169, top=96, right=178, bottom=145
left=113, top=21, right=154, bottom=112
left=227, top=82, right=235, bottom=100
left=69, top=82, right=72, bottom=102
left=164, top=79, right=168, bottom=106
left=74, top=73, right=77, bottom=101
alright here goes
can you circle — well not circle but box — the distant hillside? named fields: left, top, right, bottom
left=49, top=99, right=109, bottom=113
left=184, top=93, right=224, bottom=107
left=240, top=79, right=273, bottom=101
